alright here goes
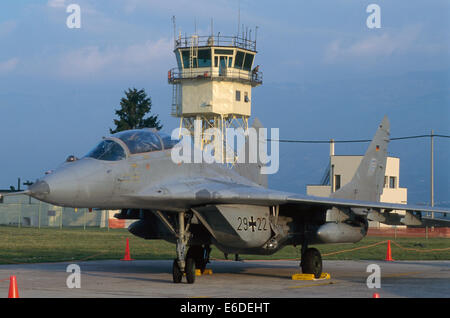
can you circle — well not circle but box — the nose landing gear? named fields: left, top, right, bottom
left=173, top=245, right=211, bottom=284
left=172, top=211, right=211, bottom=284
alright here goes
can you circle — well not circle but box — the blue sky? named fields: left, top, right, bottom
left=0, top=1, right=449, bottom=204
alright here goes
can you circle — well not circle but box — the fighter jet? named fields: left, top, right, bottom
left=6, top=116, right=450, bottom=284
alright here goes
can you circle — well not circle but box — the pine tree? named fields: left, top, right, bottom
left=110, top=88, right=162, bottom=134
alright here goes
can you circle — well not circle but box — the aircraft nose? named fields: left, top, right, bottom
left=28, top=180, right=50, bottom=196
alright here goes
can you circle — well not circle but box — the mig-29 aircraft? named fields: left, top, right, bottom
left=5, top=116, right=450, bottom=284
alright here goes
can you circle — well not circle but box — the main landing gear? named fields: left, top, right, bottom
left=300, top=244, right=323, bottom=279
left=172, top=211, right=211, bottom=284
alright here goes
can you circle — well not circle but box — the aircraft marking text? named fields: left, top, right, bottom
left=237, top=216, right=268, bottom=232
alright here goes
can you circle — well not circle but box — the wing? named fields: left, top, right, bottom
left=124, top=177, right=450, bottom=226
left=287, top=194, right=450, bottom=227
left=123, top=177, right=289, bottom=210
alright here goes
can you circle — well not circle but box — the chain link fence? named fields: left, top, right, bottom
left=0, top=194, right=114, bottom=228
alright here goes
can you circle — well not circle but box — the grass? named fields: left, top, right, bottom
left=0, top=226, right=449, bottom=264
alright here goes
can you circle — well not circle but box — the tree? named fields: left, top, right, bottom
left=110, top=88, right=163, bottom=134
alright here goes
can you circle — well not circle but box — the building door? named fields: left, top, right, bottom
left=219, top=56, right=227, bottom=76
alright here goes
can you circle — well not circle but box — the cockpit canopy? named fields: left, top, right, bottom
left=86, top=129, right=179, bottom=161
left=86, top=140, right=126, bottom=161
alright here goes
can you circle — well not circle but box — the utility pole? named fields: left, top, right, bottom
left=430, top=129, right=434, bottom=219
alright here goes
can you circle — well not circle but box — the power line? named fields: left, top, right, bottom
left=268, top=134, right=450, bottom=144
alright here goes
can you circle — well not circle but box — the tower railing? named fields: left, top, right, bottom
left=175, top=35, right=257, bottom=52
left=168, top=67, right=262, bottom=86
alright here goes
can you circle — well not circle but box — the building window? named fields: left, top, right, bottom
left=236, top=90, right=241, bottom=101
left=334, top=175, right=341, bottom=191
left=243, top=53, right=255, bottom=71
left=244, top=92, right=249, bottom=102
left=197, top=49, right=211, bottom=67
left=234, top=51, right=245, bottom=69
left=384, top=176, right=388, bottom=188
left=389, top=176, right=396, bottom=189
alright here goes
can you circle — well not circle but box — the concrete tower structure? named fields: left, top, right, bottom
left=168, top=26, right=262, bottom=163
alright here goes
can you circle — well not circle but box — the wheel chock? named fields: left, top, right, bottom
left=195, top=269, right=213, bottom=276
left=291, top=273, right=330, bottom=281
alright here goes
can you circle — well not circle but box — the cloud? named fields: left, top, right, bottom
left=324, top=26, right=421, bottom=63
left=0, top=58, right=19, bottom=73
left=57, top=38, right=172, bottom=79
left=47, top=0, right=66, bottom=8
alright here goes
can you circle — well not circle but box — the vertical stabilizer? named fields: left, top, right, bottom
left=331, top=116, right=390, bottom=202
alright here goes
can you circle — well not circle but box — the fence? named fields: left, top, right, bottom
left=368, top=227, right=450, bottom=238
left=0, top=194, right=116, bottom=229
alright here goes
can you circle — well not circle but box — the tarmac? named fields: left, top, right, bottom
left=0, top=259, right=449, bottom=298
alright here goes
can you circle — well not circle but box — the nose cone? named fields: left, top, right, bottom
left=28, top=180, right=50, bottom=198
left=29, top=158, right=106, bottom=207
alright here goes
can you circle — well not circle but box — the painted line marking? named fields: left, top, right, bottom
left=288, top=281, right=336, bottom=289
left=382, top=271, right=424, bottom=278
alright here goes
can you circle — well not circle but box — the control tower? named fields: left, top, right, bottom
left=168, top=27, right=262, bottom=163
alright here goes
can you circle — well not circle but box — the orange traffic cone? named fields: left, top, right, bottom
left=121, top=238, right=134, bottom=261
left=385, top=240, right=394, bottom=261
left=8, top=276, right=19, bottom=298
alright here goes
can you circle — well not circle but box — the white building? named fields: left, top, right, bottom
left=306, top=143, right=407, bottom=228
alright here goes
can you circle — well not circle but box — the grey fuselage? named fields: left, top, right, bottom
left=28, top=131, right=363, bottom=255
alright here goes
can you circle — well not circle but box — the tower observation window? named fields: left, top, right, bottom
left=181, top=49, right=211, bottom=68
left=243, top=53, right=254, bottom=71
left=197, top=49, right=211, bottom=67
left=234, top=51, right=245, bottom=69
left=182, top=50, right=190, bottom=68
left=175, top=50, right=182, bottom=70
left=214, top=49, right=234, bottom=55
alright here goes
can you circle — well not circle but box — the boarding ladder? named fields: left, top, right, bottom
left=189, top=35, right=199, bottom=70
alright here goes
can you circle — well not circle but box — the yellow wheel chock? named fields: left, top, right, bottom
left=195, top=269, right=213, bottom=276
left=291, top=272, right=330, bottom=281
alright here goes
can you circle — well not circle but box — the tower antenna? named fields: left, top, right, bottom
left=194, top=17, right=197, bottom=35
left=211, top=18, right=214, bottom=37
left=172, top=16, right=176, bottom=48
left=237, top=0, right=240, bottom=37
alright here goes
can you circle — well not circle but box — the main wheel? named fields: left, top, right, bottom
left=187, top=245, right=209, bottom=274
left=172, top=259, right=183, bottom=283
left=185, top=257, right=196, bottom=284
left=301, top=248, right=322, bottom=279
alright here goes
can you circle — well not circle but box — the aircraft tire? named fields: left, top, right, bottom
left=187, top=246, right=207, bottom=273
left=301, top=248, right=322, bottom=279
left=185, top=257, right=196, bottom=284
left=172, top=259, right=183, bottom=283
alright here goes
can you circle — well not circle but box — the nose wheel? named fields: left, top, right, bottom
left=173, top=256, right=196, bottom=284
left=173, top=245, right=211, bottom=284
left=172, top=211, right=212, bottom=284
